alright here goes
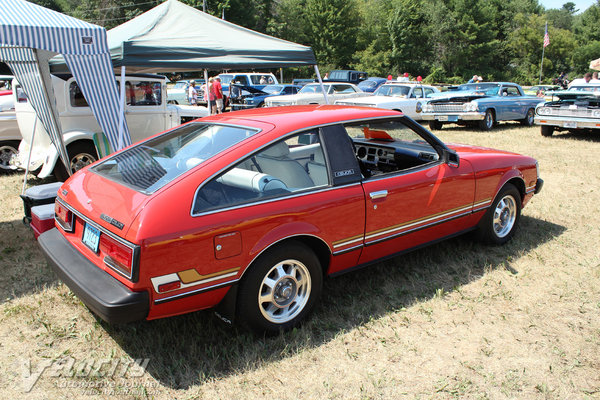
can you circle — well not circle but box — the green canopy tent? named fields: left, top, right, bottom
left=51, top=0, right=327, bottom=113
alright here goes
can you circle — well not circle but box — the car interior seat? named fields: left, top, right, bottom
left=307, top=150, right=328, bottom=186
left=255, top=142, right=315, bottom=189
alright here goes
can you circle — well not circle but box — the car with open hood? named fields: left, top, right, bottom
left=335, top=82, right=439, bottom=120
left=534, top=84, right=600, bottom=136
left=420, top=82, right=544, bottom=131
left=229, top=84, right=301, bottom=110
left=38, top=105, right=543, bottom=333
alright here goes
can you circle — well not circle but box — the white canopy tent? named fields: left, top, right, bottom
left=0, top=0, right=131, bottom=180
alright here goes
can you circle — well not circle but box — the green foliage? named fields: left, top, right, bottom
left=24, top=0, right=600, bottom=84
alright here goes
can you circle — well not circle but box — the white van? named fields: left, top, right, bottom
left=15, top=74, right=208, bottom=180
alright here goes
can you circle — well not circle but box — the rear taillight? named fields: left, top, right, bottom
left=99, top=234, right=133, bottom=278
left=55, top=201, right=73, bottom=232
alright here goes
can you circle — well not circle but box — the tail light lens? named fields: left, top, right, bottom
left=100, top=234, right=133, bottom=278
left=55, top=201, right=74, bottom=232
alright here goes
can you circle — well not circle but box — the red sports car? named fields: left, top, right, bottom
left=39, top=105, right=543, bottom=333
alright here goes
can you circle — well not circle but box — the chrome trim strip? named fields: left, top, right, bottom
left=365, top=209, right=472, bottom=246
left=55, top=198, right=138, bottom=281
left=332, top=243, right=363, bottom=256
left=526, top=185, right=536, bottom=194
left=333, top=236, right=363, bottom=249
left=154, top=278, right=238, bottom=304
left=192, top=181, right=362, bottom=217
left=365, top=204, right=473, bottom=241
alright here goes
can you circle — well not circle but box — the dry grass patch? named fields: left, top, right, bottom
left=0, top=124, right=599, bottom=399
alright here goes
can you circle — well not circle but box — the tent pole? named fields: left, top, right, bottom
left=280, top=68, right=283, bottom=84
left=204, top=69, right=211, bottom=115
left=21, top=118, right=38, bottom=195
left=117, top=66, right=126, bottom=151
left=314, top=65, right=329, bottom=104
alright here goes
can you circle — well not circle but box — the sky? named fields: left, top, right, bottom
left=539, top=0, right=597, bottom=12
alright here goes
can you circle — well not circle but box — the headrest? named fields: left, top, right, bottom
left=260, top=141, right=290, bottom=158
left=313, top=150, right=325, bottom=164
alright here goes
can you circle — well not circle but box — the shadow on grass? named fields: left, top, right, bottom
left=431, top=121, right=529, bottom=133
left=100, top=215, right=566, bottom=390
left=549, top=129, right=600, bottom=143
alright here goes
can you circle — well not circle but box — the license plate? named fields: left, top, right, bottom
left=436, top=115, right=448, bottom=121
left=447, top=115, right=458, bottom=122
left=82, top=223, right=101, bottom=253
left=563, top=121, right=577, bottom=128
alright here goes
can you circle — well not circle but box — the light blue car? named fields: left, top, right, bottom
left=420, top=82, right=545, bottom=130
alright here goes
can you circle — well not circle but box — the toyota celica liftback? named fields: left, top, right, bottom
left=39, top=105, right=543, bottom=333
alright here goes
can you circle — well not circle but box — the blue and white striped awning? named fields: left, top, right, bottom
left=0, top=0, right=130, bottom=175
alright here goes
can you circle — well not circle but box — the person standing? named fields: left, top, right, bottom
left=213, top=77, right=224, bottom=113
left=187, top=80, right=197, bottom=106
left=204, top=78, right=216, bottom=114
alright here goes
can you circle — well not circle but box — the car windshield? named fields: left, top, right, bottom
left=568, top=85, right=600, bottom=92
left=218, top=75, right=234, bottom=85
left=92, top=123, right=259, bottom=194
left=299, top=84, right=331, bottom=94
left=374, top=85, right=411, bottom=97
left=358, top=80, right=378, bottom=89
left=456, top=83, right=500, bottom=96
left=262, top=85, right=284, bottom=94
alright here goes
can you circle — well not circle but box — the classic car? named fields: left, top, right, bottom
left=335, top=82, right=440, bottom=120
left=534, top=85, right=600, bottom=136
left=523, top=84, right=560, bottom=96
left=166, top=79, right=205, bottom=105
left=229, top=84, right=301, bottom=110
left=420, top=82, right=545, bottom=130
left=265, top=82, right=369, bottom=107
left=38, top=105, right=543, bottom=334
left=217, top=72, right=279, bottom=98
left=357, top=77, right=388, bottom=93
left=0, top=75, right=20, bottom=170
left=14, top=74, right=208, bottom=180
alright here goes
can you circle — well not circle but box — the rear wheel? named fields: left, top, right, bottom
left=0, top=140, right=20, bottom=171
left=478, top=109, right=495, bottom=131
left=429, top=120, right=443, bottom=130
left=520, top=108, right=535, bottom=126
left=541, top=125, right=554, bottom=137
left=476, top=184, right=521, bottom=245
left=53, top=141, right=98, bottom=181
left=237, top=241, right=322, bottom=334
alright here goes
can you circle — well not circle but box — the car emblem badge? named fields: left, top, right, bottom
left=100, top=213, right=125, bottom=230
left=62, top=189, right=68, bottom=196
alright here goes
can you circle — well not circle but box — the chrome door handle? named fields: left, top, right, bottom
left=369, top=190, right=388, bottom=200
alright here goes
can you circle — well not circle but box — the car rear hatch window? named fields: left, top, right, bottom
left=92, top=123, right=259, bottom=194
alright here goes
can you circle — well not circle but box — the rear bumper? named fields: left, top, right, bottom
left=38, top=228, right=149, bottom=323
left=535, top=178, right=544, bottom=194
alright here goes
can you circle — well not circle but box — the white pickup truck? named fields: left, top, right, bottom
left=15, top=73, right=208, bottom=180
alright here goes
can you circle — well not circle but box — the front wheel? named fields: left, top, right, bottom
left=475, top=184, right=521, bottom=245
left=0, top=140, right=20, bottom=171
left=520, top=108, right=535, bottom=126
left=53, top=141, right=98, bottom=181
left=237, top=241, right=322, bottom=334
left=478, top=109, right=495, bottom=131
left=429, top=120, right=443, bottom=130
left=541, top=125, right=554, bottom=137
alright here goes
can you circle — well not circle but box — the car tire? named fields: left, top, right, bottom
left=541, top=125, right=554, bottom=137
left=475, top=183, right=521, bottom=245
left=0, top=140, right=20, bottom=171
left=478, top=109, right=495, bottom=131
left=53, top=141, right=98, bottom=182
left=429, top=121, right=443, bottom=130
left=237, top=241, right=322, bottom=334
left=258, top=102, right=265, bottom=108
left=520, top=108, right=535, bottom=126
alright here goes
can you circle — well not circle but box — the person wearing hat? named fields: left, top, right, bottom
left=188, top=80, right=198, bottom=106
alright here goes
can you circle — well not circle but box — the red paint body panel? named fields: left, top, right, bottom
left=48, top=106, right=542, bottom=323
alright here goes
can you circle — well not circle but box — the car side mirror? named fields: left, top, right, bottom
left=445, top=149, right=459, bottom=167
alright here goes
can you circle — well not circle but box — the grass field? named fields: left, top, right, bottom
left=0, top=123, right=598, bottom=399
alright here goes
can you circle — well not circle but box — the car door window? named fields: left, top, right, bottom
left=126, top=81, right=162, bottom=106
left=344, top=119, right=440, bottom=178
left=235, top=76, right=250, bottom=86
left=412, top=88, right=423, bottom=98
left=424, top=88, right=435, bottom=98
left=506, top=86, right=520, bottom=96
left=193, top=131, right=328, bottom=214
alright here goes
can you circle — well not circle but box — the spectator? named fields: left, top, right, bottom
left=212, top=77, right=224, bottom=114
left=187, top=80, right=197, bottom=106
left=569, top=72, right=593, bottom=87
left=592, top=72, right=599, bottom=83
left=204, top=78, right=216, bottom=114
left=260, top=75, right=267, bottom=85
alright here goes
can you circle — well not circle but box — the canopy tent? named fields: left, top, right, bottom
left=0, top=0, right=131, bottom=179
left=50, top=0, right=316, bottom=74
